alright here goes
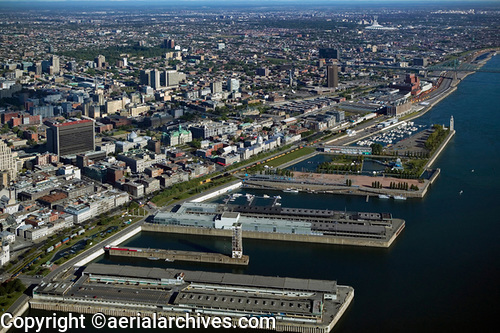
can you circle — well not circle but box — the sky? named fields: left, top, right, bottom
left=0, top=0, right=497, bottom=2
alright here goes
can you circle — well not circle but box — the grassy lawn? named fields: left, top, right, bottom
left=263, top=147, right=315, bottom=168
left=0, top=279, right=26, bottom=314
left=151, top=175, right=236, bottom=207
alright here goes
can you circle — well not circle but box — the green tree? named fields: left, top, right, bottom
left=370, top=143, right=383, bottom=155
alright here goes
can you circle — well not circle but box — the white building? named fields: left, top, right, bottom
left=0, top=242, right=9, bottom=266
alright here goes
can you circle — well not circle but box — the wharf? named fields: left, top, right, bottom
left=31, top=263, right=355, bottom=333
left=105, top=246, right=249, bottom=266
left=142, top=222, right=405, bottom=248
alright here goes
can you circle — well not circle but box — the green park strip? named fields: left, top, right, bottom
left=265, top=147, right=315, bottom=168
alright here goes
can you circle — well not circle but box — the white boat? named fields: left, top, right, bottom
left=283, top=188, right=299, bottom=193
left=378, top=194, right=390, bottom=199
left=165, top=258, right=174, bottom=262
left=274, top=195, right=282, bottom=199
left=393, top=195, right=407, bottom=200
left=263, top=194, right=270, bottom=198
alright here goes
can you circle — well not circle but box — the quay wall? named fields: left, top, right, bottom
left=71, top=225, right=142, bottom=267
left=191, top=182, right=242, bottom=203
left=29, top=300, right=336, bottom=333
left=425, top=130, right=456, bottom=169
left=326, top=287, right=355, bottom=332
left=107, top=248, right=249, bottom=266
left=109, top=225, right=142, bottom=247
left=72, top=248, right=104, bottom=268
left=141, top=223, right=400, bottom=248
left=243, top=180, right=429, bottom=198
left=277, top=151, right=319, bottom=169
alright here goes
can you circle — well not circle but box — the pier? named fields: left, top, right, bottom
left=143, top=222, right=405, bottom=248
left=31, top=263, right=355, bottom=333
left=104, top=246, right=249, bottom=266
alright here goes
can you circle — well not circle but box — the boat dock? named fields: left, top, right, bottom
left=104, top=246, right=249, bottom=266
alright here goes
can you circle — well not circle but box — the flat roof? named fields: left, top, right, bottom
left=85, top=263, right=336, bottom=293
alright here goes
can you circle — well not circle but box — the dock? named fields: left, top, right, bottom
left=32, top=263, right=354, bottom=333
left=104, top=246, right=249, bottom=266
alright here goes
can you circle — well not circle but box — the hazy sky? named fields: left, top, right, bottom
left=0, top=0, right=496, bottom=2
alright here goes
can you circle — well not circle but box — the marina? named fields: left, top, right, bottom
left=356, top=121, right=426, bottom=147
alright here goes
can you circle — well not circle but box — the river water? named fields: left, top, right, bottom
left=18, top=55, right=500, bottom=332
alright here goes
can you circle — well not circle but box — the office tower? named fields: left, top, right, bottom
left=140, top=69, right=151, bottom=86
left=122, top=57, right=128, bottom=67
left=319, top=48, right=341, bottom=60
left=46, top=119, right=95, bottom=156
left=164, top=39, right=175, bottom=49
left=29, top=62, right=42, bottom=75
left=0, top=141, right=17, bottom=185
left=95, top=55, right=106, bottom=69
left=89, top=105, right=101, bottom=119
left=165, top=70, right=183, bottom=87
left=413, top=57, right=428, bottom=67
left=151, top=69, right=161, bottom=89
left=210, top=81, right=223, bottom=94
left=50, top=55, right=60, bottom=74
left=227, top=78, right=240, bottom=92
left=67, top=61, right=77, bottom=71
left=256, top=68, right=269, bottom=76
left=327, top=64, right=339, bottom=88
left=92, top=91, right=105, bottom=106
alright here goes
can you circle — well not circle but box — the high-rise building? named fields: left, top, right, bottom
left=210, top=81, right=223, bottom=94
left=0, top=141, right=17, bottom=186
left=50, top=55, right=60, bottom=75
left=29, top=62, right=42, bottom=76
left=151, top=69, right=161, bottom=90
left=227, top=78, right=240, bottom=92
left=95, top=55, right=106, bottom=69
left=164, top=70, right=184, bottom=87
left=46, top=119, right=95, bottom=156
left=140, top=69, right=151, bottom=86
left=319, top=48, right=340, bottom=60
left=413, top=57, right=428, bottom=67
left=164, top=39, right=175, bottom=49
left=256, top=68, right=269, bottom=76
left=327, top=64, right=339, bottom=88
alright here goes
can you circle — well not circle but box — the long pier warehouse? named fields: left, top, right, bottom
left=150, top=201, right=405, bottom=248
left=31, top=263, right=354, bottom=333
